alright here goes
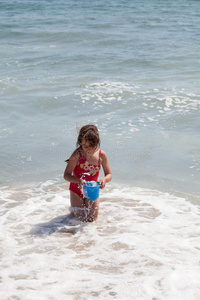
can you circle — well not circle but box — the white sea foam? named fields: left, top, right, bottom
left=1, top=180, right=200, bottom=299
left=75, top=81, right=139, bottom=104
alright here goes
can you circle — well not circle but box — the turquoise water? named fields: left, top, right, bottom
left=1, top=0, right=200, bottom=196
left=1, top=1, right=200, bottom=299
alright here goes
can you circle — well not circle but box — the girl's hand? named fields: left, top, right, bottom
left=99, top=178, right=106, bottom=189
left=78, top=178, right=85, bottom=189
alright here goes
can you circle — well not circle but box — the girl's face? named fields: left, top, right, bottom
left=81, top=138, right=97, bottom=156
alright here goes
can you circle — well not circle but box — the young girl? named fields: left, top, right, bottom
left=64, top=124, right=112, bottom=222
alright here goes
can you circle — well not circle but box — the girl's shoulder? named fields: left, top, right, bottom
left=73, top=148, right=81, bottom=155
left=65, top=148, right=80, bottom=164
left=70, top=148, right=82, bottom=160
left=100, top=149, right=108, bottom=161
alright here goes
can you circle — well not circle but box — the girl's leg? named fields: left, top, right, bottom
left=85, top=198, right=99, bottom=222
left=70, top=191, right=99, bottom=222
left=70, top=191, right=86, bottom=220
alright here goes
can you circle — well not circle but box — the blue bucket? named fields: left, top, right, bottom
left=83, top=181, right=101, bottom=201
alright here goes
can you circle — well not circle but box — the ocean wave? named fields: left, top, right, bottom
left=1, top=180, right=200, bottom=299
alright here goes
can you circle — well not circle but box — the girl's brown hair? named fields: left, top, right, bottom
left=65, top=124, right=100, bottom=163
left=77, top=124, right=100, bottom=148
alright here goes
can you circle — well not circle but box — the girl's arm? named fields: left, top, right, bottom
left=64, top=150, right=83, bottom=186
left=99, top=151, right=112, bottom=189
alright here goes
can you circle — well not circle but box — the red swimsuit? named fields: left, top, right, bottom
left=69, top=149, right=101, bottom=199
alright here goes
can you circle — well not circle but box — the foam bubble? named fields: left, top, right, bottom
left=1, top=180, right=200, bottom=299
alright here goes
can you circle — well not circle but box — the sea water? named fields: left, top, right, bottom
left=1, top=0, right=200, bottom=299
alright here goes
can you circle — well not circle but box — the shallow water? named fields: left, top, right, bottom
left=1, top=0, right=200, bottom=196
left=1, top=180, right=200, bottom=299
left=1, top=0, right=200, bottom=298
